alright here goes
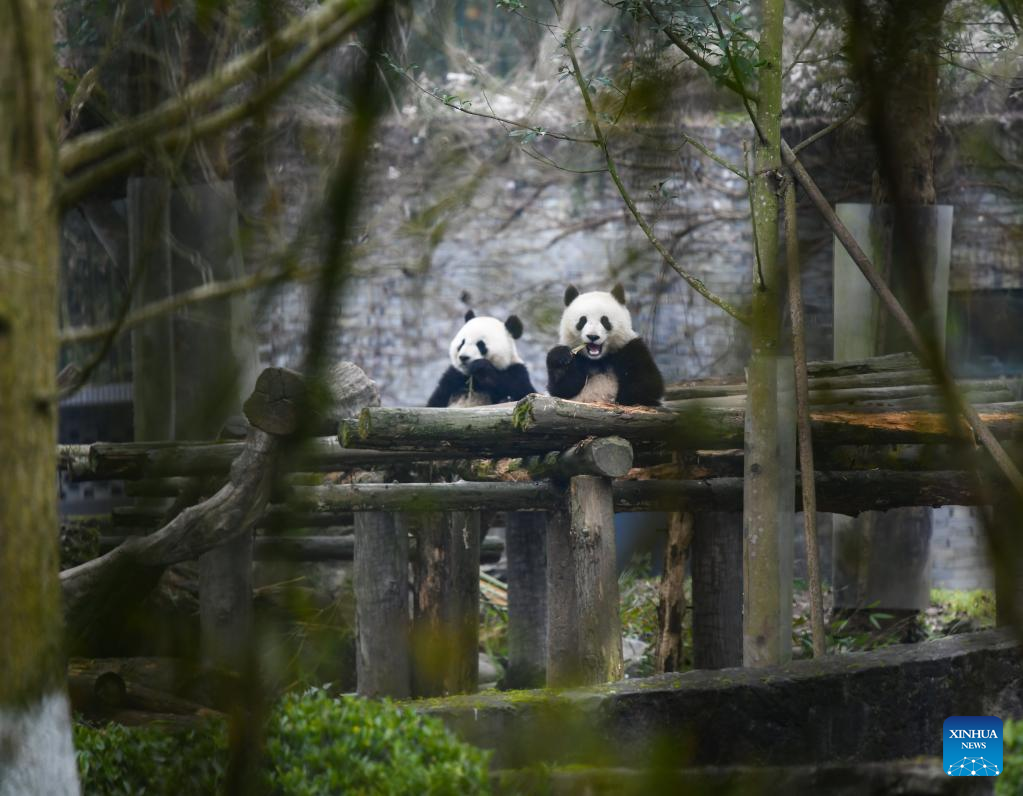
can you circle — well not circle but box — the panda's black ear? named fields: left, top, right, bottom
left=464, top=310, right=476, bottom=322
left=611, top=283, right=627, bottom=305
left=505, top=315, right=524, bottom=339
left=564, top=285, right=579, bottom=307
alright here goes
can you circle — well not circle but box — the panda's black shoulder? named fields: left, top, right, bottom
left=607, top=337, right=664, bottom=406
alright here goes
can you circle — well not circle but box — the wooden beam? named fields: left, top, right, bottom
left=278, top=470, right=995, bottom=516
left=97, top=534, right=505, bottom=563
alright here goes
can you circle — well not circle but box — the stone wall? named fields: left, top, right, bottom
left=246, top=112, right=1023, bottom=406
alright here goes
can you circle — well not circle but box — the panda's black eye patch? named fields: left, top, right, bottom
left=575, top=316, right=587, bottom=331
left=476, top=340, right=488, bottom=356
left=457, top=339, right=465, bottom=350
left=601, top=315, right=612, bottom=330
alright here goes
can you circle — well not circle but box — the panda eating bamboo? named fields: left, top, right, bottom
left=546, top=283, right=664, bottom=406
left=427, top=310, right=537, bottom=407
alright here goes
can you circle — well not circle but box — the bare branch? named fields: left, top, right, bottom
left=679, top=131, right=748, bottom=180
left=59, top=8, right=367, bottom=208
left=564, top=34, right=751, bottom=325
left=396, top=68, right=597, bottom=144
left=59, top=262, right=324, bottom=347
left=59, top=0, right=379, bottom=175
left=790, top=100, right=865, bottom=155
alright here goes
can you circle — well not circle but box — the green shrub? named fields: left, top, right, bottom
left=74, top=690, right=490, bottom=795
left=999, top=719, right=1023, bottom=795
left=74, top=719, right=228, bottom=795
left=265, top=689, right=490, bottom=795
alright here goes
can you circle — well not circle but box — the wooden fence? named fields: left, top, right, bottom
left=59, top=359, right=1023, bottom=697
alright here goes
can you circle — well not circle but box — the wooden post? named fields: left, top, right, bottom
left=355, top=490, right=410, bottom=698
left=692, top=512, right=743, bottom=669
left=655, top=512, right=694, bottom=672
left=505, top=512, right=547, bottom=689
left=546, top=476, right=622, bottom=687
left=411, top=511, right=480, bottom=696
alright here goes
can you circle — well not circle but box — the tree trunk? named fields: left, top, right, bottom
left=744, top=0, right=792, bottom=667
left=0, top=1, right=80, bottom=790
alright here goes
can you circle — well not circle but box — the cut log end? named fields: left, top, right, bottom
left=587, top=437, right=634, bottom=478
left=243, top=367, right=306, bottom=435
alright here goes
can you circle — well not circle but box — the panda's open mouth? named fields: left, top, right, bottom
left=585, top=342, right=604, bottom=358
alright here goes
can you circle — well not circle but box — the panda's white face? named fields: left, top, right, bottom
left=449, top=316, right=522, bottom=374
left=559, top=288, right=636, bottom=360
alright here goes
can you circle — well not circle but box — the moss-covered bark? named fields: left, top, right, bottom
left=0, top=0, right=64, bottom=708
left=742, top=0, right=791, bottom=667
left=0, top=0, right=79, bottom=790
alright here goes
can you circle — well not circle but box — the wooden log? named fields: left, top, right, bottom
left=642, top=441, right=1023, bottom=478
left=504, top=512, right=548, bottom=689
left=662, top=353, right=926, bottom=399
left=60, top=438, right=473, bottom=482
left=655, top=512, right=694, bottom=673
left=355, top=480, right=410, bottom=698
left=411, top=512, right=480, bottom=697
left=286, top=481, right=562, bottom=513
left=243, top=366, right=307, bottom=436
left=60, top=427, right=280, bottom=645
left=457, top=436, right=633, bottom=482
left=96, top=534, right=505, bottom=563
left=691, top=513, right=743, bottom=669
left=805, top=351, right=921, bottom=377
left=280, top=470, right=998, bottom=516
left=67, top=671, right=220, bottom=718
left=344, top=395, right=1023, bottom=454
left=614, top=471, right=995, bottom=515
left=546, top=476, right=622, bottom=687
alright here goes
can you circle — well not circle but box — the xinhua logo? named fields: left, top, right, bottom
left=943, top=716, right=1003, bottom=777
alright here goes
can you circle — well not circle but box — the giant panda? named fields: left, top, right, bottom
left=427, top=310, right=537, bottom=407
left=546, top=284, right=664, bottom=406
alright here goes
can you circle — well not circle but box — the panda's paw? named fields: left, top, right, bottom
left=547, top=345, right=575, bottom=370
left=468, top=358, right=500, bottom=387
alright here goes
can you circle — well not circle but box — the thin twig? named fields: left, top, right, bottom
left=782, top=16, right=824, bottom=79
left=59, top=263, right=323, bottom=346
left=564, top=34, right=750, bottom=325
left=397, top=68, right=597, bottom=144
left=783, top=175, right=825, bottom=658
left=791, top=100, right=864, bottom=155
left=680, top=131, right=748, bottom=180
